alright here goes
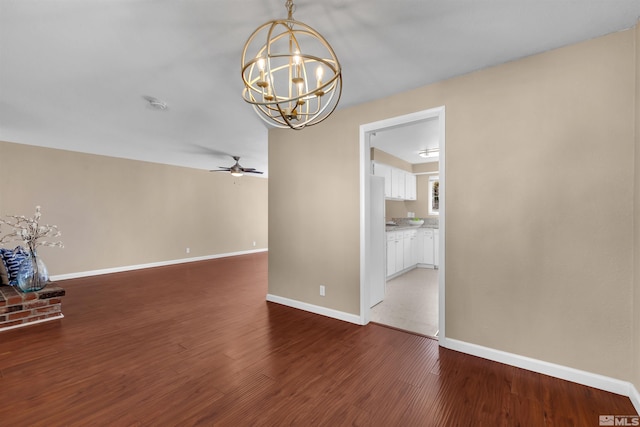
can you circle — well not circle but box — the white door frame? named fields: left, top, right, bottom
left=359, top=106, right=446, bottom=342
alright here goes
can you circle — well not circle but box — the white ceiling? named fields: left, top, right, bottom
left=2, top=1, right=640, bottom=176
left=370, top=118, right=440, bottom=165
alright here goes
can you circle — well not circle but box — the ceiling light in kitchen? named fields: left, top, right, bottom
left=419, top=148, right=439, bottom=158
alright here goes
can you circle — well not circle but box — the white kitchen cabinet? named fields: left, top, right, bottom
left=411, top=230, right=420, bottom=267
left=391, top=168, right=405, bottom=199
left=388, top=230, right=420, bottom=278
left=410, top=229, right=418, bottom=266
left=386, top=231, right=404, bottom=277
left=434, top=229, right=440, bottom=268
left=403, top=230, right=412, bottom=270
left=374, top=162, right=416, bottom=201
left=416, top=228, right=424, bottom=263
left=374, top=163, right=392, bottom=198
left=386, top=232, right=396, bottom=277
left=421, top=229, right=435, bottom=265
left=403, top=229, right=418, bottom=268
left=387, top=229, right=419, bottom=278
left=394, top=232, right=404, bottom=274
left=405, top=173, right=417, bottom=200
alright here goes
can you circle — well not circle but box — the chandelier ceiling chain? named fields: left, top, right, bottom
left=241, top=0, right=342, bottom=130
left=285, top=0, right=294, bottom=21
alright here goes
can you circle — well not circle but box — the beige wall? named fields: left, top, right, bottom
left=384, top=200, right=410, bottom=219
left=269, top=27, right=637, bottom=383
left=412, top=162, right=439, bottom=175
left=268, top=122, right=360, bottom=313
left=371, top=148, right=412, bottom=171
left=0, top=141, right=268, bottom=276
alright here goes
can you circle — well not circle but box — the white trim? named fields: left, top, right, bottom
left=266, top=294, right=362, bottom=325
left=358, top=106, right=446, bottom=340
left=359, top=128, right=369, bottom=325
left=0, top=314, right=64, bottom=333
left=631, top=384, right=640, bottom=415
left=437, top=108, right=446, bottom=343
left=49, top=248, right=268, bottom=281
left=442, top=337, right=640, bottom=405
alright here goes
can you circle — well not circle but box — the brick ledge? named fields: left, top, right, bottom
left=0, top=285, right=66, bottom=332
left=0, top=313, right=64, bottom=333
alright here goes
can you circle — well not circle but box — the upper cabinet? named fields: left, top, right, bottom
left=391, top=168, right=405, bottom=199
left=373, top=162, right=416, bottom=201
left=373, top=162, right=392, bottom=197
left=405, top=172, right=416, bottom=200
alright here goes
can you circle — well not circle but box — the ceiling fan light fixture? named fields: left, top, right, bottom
left=241, top=0, right=342, bottom=130
left=230, top=163, right=244, bottom=177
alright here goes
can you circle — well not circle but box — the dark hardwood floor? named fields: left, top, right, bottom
left=0, top=252, right=636, bottom=426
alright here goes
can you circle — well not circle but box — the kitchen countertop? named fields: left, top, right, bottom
left=386, top=224, right=439, bottom=232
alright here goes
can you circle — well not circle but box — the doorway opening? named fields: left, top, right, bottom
left=359, top=106, right=446, bottom=342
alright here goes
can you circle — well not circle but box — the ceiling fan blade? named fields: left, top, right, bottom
left=209, top=169, right=231, bottom=172
left=244, top=170, right=264, bottom=174
left=242, top=168, right=256, bottom=171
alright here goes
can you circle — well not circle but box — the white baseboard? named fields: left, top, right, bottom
left=266, top=294, right=362, bottom=325
left=49, top=248, right=268, bottom=281
left=441, top=337, right=640, bottom=413
left=0, top=314, right=64, bottom=333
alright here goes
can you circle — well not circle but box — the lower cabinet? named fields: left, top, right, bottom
left=421, top=229, right=434, bottom=265
left=394, top=233, right=404, bottom=274
left=387, top=228, right=438, bottom=278
left=386, top=229, right=418, bottom=278
left=405, top=230, right=418, bottom=267
left=417, top=228, right=439, bottom=268
left=434, top=229, right=440, bottom=268
left=386, top=231, right=402, bottom=277
left=386, top=233, right=395, bottom=277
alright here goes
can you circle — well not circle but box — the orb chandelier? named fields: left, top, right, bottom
left=241, top=0, right=342, bottom=130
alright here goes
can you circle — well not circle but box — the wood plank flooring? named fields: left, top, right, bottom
left=0, top=252, right=636, bottom=426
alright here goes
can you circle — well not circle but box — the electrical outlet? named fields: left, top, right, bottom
left=320, top=285, right=325, bottom=296
left=253, top=241, right=256, bottom=247
left=186, top=247, right=190, bottom=254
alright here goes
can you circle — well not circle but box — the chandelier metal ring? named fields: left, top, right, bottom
left=241, top=1, right=342, bottom=130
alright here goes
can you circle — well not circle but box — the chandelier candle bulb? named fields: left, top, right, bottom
left=258, top=58, right=266, bottom=84
left=315, top=66, right=325, bottom=96
left=293, top=52, right=303, bottom=83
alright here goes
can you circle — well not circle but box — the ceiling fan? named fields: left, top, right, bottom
left=210, top=156, right=263, bottom=177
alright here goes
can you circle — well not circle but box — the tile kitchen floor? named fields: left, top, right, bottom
left=370, top=267, right=439, bottom=337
